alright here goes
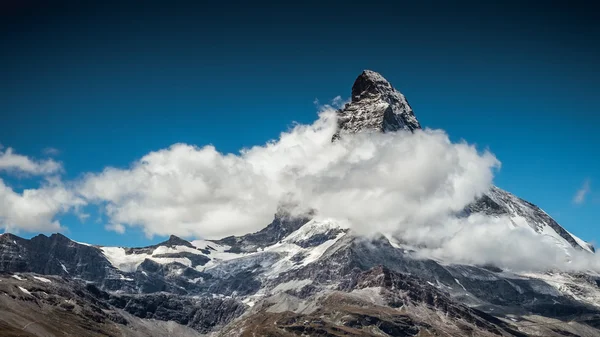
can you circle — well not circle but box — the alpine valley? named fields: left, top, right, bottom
left=1, top=71, right=599, bottom=337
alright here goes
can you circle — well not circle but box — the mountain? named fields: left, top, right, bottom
left=333, top=70, right=420, bottom=140
left=1, top=70, right=600, bottom=337
left=338, top=70, right=593, bottom=254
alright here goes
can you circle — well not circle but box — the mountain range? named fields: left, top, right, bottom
left=1, top=71, right=599, bottom=337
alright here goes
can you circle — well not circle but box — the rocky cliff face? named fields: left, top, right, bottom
left=1, top=70, right=599, bottom=337
left=0, top=233, right=118, bottom=280
left=333, top=70, right=420, bottom=141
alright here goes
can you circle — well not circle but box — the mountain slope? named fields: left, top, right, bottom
left=469, top=186, right=594, bottom=253
left=0, top=70, right=598, bottom=337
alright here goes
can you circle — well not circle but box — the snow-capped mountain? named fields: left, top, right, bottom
left=340, top=70, right=593, bottom=254
left=1, top=71, right=599, bottom=337
left=469, top=186, right=594, bottom=253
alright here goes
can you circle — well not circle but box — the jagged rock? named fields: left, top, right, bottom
left=110, top=292, right=246, bottom=333
left=333, top=70, right=421, bottom=140
left=214, top=211, right=312, bottom=253
left=0, top=233, right=117, bottom=282
left=125, top=234, right=196, bottom=255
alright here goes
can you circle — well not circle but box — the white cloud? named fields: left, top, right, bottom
left=0, top=178, right=85, bottom=233
left=72, top=104, right=600, bottom=273
left=0, top=147, right=62, bottom=176
left=573, top=179, right=591, bottom=205
left=105, top=223, right=126, bottom=234
left=402, top=214, right=600, bottom=272
left=330, top=95, right=345, bottom=108
left=77, top=107, right=499, bottom=240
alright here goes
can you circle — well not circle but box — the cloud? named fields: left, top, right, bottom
left=0, top=147, right=63, bottom=176
left=573, top=179, right=591, bottom=205
left=42, top=147, right=61, bottom=156
left=330, top=95, right=346, bottom=108
left=0, top=178, right=85, bottom=233
left=105, top=223, right=126, bottom=234
left=401, top=214, right=600, bottom=272
left=72, top=103, right=600, bottom=273
left=77, top=107, right=499, bottom=239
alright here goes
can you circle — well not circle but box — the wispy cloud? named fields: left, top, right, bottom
left=0, top=147, right=63, bottom=176
left=42, top=147, right=60, bottom=156
left=573, top=179, right=591, bottom=205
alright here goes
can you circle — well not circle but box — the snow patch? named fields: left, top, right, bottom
left=300, top=233, right=345, bottom=266
left=565, top=229, right=594, bottom=253
left=521, top=272, right=600, bottom=307
left=384, top=234, right=402, bottom=249
left=101, top=247, right=148, bottom=272
left=102, top=246, right=197, bottom=272
left=242, top=297, right=256, bottom=307
left=191, top=240, right=245, bottom=270
left=454, top=278, right=466, bottom=291
left=18, top=286, right=31, bottom=295
left=33, top=276, right=52, bottom=283
left=119, top=274, right=134, bottom=281
left=283, top=219, right=346, bottom=244
left=11, top=274, right=24, bottom=281
left=272, top=279, right=312, bottom=293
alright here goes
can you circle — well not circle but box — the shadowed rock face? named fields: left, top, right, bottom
left=125, top=234, right=197, bottom=255
left=0, top=233, right=116, bottom=281
left=109, top=292, right=246, bottom=333
left=0, top=273, right=244, bottom=336
left=214, top=211, right=312, bottom=253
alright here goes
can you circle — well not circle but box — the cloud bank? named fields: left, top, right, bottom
left=401, top=214, right=600, bottom=272
left=77, top=106, right=499, bottom=240
left=1, top=103, right=598, bottom=273
left=0, top=177, right=84, bottom=233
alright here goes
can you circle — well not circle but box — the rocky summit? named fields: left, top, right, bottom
left=334, top=70, right=421, bottom=140
left=1, top=71, right=599, bottom=337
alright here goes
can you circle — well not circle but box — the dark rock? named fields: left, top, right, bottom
left=213, top=210, right=312, bottom=253
left=152, top=252, right=210, bottom=267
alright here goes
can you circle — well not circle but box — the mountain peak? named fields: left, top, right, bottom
left=334, top=70, right=421, bottom=139
left=351, top=70, right=394, bottom=101
left=161, top=235, right=194, bottom=248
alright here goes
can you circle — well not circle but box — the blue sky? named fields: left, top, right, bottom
left=1, top=1, right=598, bottom=247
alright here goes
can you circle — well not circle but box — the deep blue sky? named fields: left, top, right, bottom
left=1, top=1, right=598, bottom=247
